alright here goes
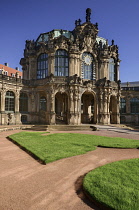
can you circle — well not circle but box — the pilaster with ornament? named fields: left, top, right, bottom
left=49, top=86, right=55, bottom=124
left=116, top=92, right=121, bottom=124
left=0, top=89, right=6, bottom=112
left=69, top=54, right=75, bottom=76
left=68, top=86, right=75, bottom=124
left=15, top=91, right=20, bottom=113
left=72, top=85, right=80, bottom=124
left=48, top=52, right=55, bottom=75
left=74, top=86, right=79, bottom=114
left=28, top=91, right=35, bottom=113
left=14, top=91, right=22, bottom=124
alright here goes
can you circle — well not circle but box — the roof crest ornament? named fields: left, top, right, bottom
left=75, top=19, right=82, bottom=27
left=86, top=8, right=92, bottom=22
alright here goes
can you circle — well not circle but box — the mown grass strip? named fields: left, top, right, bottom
left=8, top=132, right=139, bottom=164
left=83, top=158, right=139, bottom=210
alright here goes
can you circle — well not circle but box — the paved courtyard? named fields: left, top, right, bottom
left=0, top=126, right=139, bottom=210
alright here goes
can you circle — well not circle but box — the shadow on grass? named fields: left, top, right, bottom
left=75, top=174, right=112, bottom=210
left=7, top=136, right=46, bottom=165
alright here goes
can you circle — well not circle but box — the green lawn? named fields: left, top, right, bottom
left=83, top=159, right=139, bottom=210
left=8, top=132, right=139, bottom=164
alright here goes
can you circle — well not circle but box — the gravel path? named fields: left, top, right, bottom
left=0, top=129, right=139, bottom=210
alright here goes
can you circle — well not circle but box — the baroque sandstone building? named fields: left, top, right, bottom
left=0, top=9, right=121, bottom=125
left=120, top=82, right=139, bottom=125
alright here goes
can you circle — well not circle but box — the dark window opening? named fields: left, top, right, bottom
left=19, top=93, right=28, bottom=113
left=120, top=98, right=126, bottom=114
left=40, top=96, right=47, bottom=111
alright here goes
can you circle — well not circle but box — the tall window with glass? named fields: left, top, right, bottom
left=109, top=58, right=116, bottom=81
left=37, top=53, right=48, bottom=79
left=130, top=98, right=139, bottom=114
left=82, top=53, right=95, bottom=80
left=5, top=91, right=15, bottom=112
left=120, top=98, right=126, bottom=114
left=55, top=50, right=69, bottom=76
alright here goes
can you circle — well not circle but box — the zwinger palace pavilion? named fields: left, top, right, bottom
left=0, top=9, right=121, bottom=125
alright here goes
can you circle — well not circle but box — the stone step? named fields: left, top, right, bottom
left=47, top=125, right=93, bottom=131
left=18, top=124, right=96, bottom=131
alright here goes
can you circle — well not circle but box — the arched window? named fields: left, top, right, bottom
left=109, top=58, right=115, bottom=81
left=82, top=52, right=95, bottom=80
left=5, top=91, right=15, bottom=112
left=37, top=53, right=48, bottom=79
left=120, top=98, right=126, bottom=114
left=130, top=98, right=139, bottom=114
left=55, top=50, right=69, bottom=76
left=19, top=93, right=28, bottom=112
left=40, top=96, right=46, bottom=111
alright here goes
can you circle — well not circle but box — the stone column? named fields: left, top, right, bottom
left=74, top=87, right=80, bottom=124
left=69, top=54, right=74, bottom=76
left=77, top=92, right=81, bottom=124
left=28, top=92, right=36, bottom=123
left=76, top=55, right=80, bottom=76
left=29, top=57, right=36, bottom=80
left=95, top=60, right=99, bottom=80
left=49, top=53, right=55, bottom=75
left=103, top=89, right=109, bottom=124
left=94, top=95, right=98, bottom=124
left=74, top=97, right=78, bottom=124
left=98, top=60, right=105, bottom=79
left=0, top=90, right=6, bottom=125
left=1, top=90, right=6, bottom=112
left=98, top=59, right=108, bottom=79
left=107, top=91, right=111, bottom=124
left=68, top=86, right=74, bottom=124
left=15, top=91, right=21, bottom=124
left=15, top=92, right=20, bottom=113
left=49, top=87, right=55, bottom=124
left=103, top=59, right=109, bottom=79
left=98, top=89, right=103, bottom=123
left=116, top=93, right=120, bottom=124
left=36, top=92, right=40, bottom=113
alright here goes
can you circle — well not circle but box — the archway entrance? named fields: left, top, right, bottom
left=109, top=96, right=117, bottom=124
left=55, top=92, right=68, bottom=124
left=81, top=92, right=95, bottom=124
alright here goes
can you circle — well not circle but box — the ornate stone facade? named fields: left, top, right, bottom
left=0, top=9, right=121, bottom=125
left=120, top=82, right=139, bottom=124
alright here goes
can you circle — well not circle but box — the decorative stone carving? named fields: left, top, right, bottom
left=54, top=36, right=69, bottom=50
left=95, top=77, right=107, bottom=87
left=68, top=74, right=82, bottom=84
left=49, top=73, right=54, bottom=82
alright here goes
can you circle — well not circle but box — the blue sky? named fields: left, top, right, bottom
left=0, top=0, right=139, bottom=82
